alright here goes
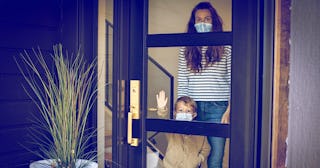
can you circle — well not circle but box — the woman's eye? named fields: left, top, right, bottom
left=204, top=17, right=212, bottom=22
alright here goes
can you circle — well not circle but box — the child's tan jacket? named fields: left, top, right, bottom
left=157, top=105, right=211, bottom=168
left=161, top=133, right=211, bottom=168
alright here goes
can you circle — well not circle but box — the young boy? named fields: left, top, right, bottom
left=156, top=90, right=211, bottom=168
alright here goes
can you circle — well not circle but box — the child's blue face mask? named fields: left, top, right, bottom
left=194, top=22, right=212, bottom=33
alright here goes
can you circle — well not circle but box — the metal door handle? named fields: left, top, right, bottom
left=127, top=112, right=138, bottom=146
left=127, top=80, right=140, bottom=147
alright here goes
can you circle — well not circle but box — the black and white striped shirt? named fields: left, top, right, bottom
left=177, top=46, right=232, bottom=101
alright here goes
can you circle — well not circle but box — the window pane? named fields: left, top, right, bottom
left=148, top=0, right=232, bottom=34
left=147, top=45, right=231, bottom=167
left=147, top=131, right=230, bottom=168
left=147, top=47, right=178, bottom=119
left=100, top=0, right=114, bottom=167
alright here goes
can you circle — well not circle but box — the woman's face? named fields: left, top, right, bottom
left=195, top=9, right=212, bottom=24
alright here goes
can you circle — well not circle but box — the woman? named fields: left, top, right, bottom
left=177, top=2, right=231, bottom=168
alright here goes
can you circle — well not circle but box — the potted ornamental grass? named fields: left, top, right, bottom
left=16, top=44, right=98, bottom=168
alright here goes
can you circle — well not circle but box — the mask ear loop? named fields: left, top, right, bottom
left=173, top=111, right=177, bottom=119
left=192, top=112, right=197, bottom=119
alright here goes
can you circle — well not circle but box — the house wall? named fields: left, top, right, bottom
left=0, top=0, right=97, bottom=167
left=0, top=1, right=60, bottom=166
left=288, top=0, right=320, bottom=167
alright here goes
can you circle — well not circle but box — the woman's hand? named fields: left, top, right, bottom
left=156, top=90, right=168, bottom=109
left=221, top=103, right=230, bottom=124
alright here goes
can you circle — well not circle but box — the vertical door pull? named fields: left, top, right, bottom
left=127, top=80, right=140, bottom=146
left=127, top=112, right=138, bottom=146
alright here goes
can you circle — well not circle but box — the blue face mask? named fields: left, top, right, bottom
left=194, top=22, right=212, bottom=33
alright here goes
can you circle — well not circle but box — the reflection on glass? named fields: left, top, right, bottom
left=147, top=131, right=229, bottom=168
left=147, top=48, right=175, bottom=119
left=149, top=88, right=230, bottom=167
left=148, top=0, right=232, bottom=34
left=147, top=43, right=231, bottom=166
left=105, top=19, right=113, bottom=108
left=147, top=146, right=160, bottom=168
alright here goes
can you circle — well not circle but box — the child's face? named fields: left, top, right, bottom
left=176, top=102, right=194, bottom=114
left=175, top=102, right=197, bottom=121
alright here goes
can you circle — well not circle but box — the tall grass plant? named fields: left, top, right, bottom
left=16, top=44, right=97, bottom=168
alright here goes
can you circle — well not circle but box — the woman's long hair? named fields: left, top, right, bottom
left=185, top=2, right=224, bottom=72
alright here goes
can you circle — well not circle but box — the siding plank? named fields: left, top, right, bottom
left=0, top=25, right=59, bottom=50
left=0, top=101, right=39, bottom=128
left=0, top=74, right=35, bottom=100
left=0, top=0, right=60, bottom=27
left=0, top=49, right=54, bottom=74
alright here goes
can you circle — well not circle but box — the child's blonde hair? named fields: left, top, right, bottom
left=174, top=96, right=197, bottom=113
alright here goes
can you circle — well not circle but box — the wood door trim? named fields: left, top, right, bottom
left=272, top=0, right=290, bottom=167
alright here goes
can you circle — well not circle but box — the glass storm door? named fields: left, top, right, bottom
left=109, top=0, right=274, bottom=168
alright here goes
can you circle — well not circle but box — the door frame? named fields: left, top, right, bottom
left=230, top=0, right=274, bottom=167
